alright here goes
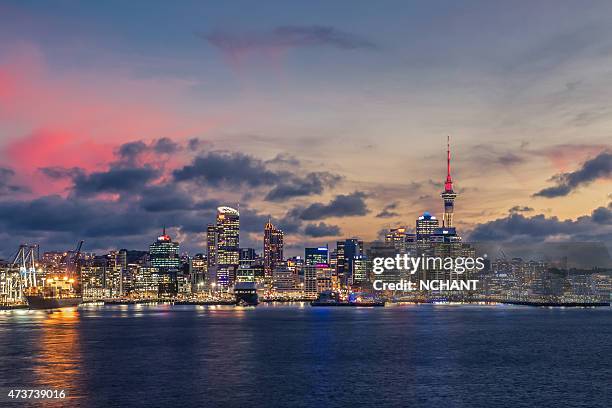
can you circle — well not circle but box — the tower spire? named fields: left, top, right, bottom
left=441, top=135, right=458, bottom=228
left=445, top=135, right=453, bottom=192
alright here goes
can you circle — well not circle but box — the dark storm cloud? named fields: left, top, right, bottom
left=591, top=202, right=612, bottom=224
left=376, top=202, right=400, bottom=218
left=534, top=151, right=612, bottom=198
left=205, top=25, right=377, bottom=52
left=0, top=195, right=154, bottom=236
left=72, top=166, right=160, bottom=196
left=469, top=203, right=612, bottom=242
left=303, top=222, right=341, bottom=237
left=175, top=152, right=342, bottom=201
left=173, top=152, right=279, bottom=187
left=138, top=184, right=197, bottom=212
left=0, top=167, right=28, bottom=195
left=289, top=191, right=369, bottom=220
left=265, top=172, right=342, bottom=201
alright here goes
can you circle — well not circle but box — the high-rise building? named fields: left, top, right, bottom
left=263, top=219, right=284, bottom=277
left=148, top=228, right=180, bottom=296
left=191, top=254, right=208, bottom=289
left=303, top=265, right=318, bottom=296
left=441, top=136, right=457, bottom=228
left=115, top=249, right=127, bottom=270
left=352, top=255, right=368, bottom=285
left=215, top=206, right=240, bottom=288
left=335, top=240, right=345, bottom=278
left=416, top=212, right=439, bottom=241
left=149, top=228, right=180, bottom=270
left=305, top=246, right=328, bottom=266
left=206, top=224, right=217, bottom=269
left=335, top=239, right=363, bottom=286
left=273, top=263, right=296, bottom=292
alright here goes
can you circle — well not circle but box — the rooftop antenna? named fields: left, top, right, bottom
left=445, top=135, right=453, bottom=192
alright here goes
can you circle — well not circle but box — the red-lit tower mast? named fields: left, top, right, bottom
left=440, top=135, right=458, bottom=228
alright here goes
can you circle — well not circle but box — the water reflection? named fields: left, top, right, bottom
left=32, top=308, right=83, bottom=405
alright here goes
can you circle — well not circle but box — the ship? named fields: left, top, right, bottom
left=234, top=282, right=259, bottom=306
left=26, top=240, right=84, bottom=310
left=26, top=294, right=83, bottom=309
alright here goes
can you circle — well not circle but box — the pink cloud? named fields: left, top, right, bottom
left=0, top=43, right=221, bottom=194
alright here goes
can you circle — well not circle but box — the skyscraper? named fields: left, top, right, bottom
left=206, top=224, right=217, bottom=270
left=441, top=135, right=457, bottom=227
left=149, top=227, right=180, bottom=270
left=263, top=219, right=284, bottom=278
left=215, top=206, right=240, bottom=288
left=335, top=239, right=363, bottom=286
left=416, top=212, right=439, bottom=241
left=149, top=227, right=180, bottom=296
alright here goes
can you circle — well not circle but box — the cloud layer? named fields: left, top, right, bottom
left=206, top=25, right=377, bottom=53
left=534, top=151, right=611, bottom=197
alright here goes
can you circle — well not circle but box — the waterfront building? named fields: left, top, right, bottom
left=337, top=239, right=364, bottom=286
left=273, top=263, right=296, bottom=292
left=134, top=266, right=160, bottom=297
left=304, top=265, right=318, bottom=296
left=80, top=265, right=107, bottom=300
left=315, top=265, right=335, bottom=293
left=263, top=219, right=284, bottom=277
left=191, top=254, right=208, bottom=290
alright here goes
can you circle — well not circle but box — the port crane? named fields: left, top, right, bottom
left=0, top=244, right=39, bottom=304
left=1, top=241, right=84, bottom=305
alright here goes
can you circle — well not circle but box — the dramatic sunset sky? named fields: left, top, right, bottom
left=0, top=1, right=610, bottom=257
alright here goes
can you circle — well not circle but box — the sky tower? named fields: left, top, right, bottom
left=440, top=136, right=457, bottom=228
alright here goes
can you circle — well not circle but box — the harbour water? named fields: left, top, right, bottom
left=0, top=303, right=610, bottom=408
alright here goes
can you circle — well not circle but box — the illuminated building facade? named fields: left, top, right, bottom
left=149, top=228, right=180, bottom=271
left=305, top=247, right=328, bottom=266
left=263, top=219, right=284, bottom=278
left=206, top=224, right=217, bottom=270
left=416, top=212, right=439, bottom=241
left=441, top=136, right=457, bottom=228
left=215, top=206, right=240, bottom=288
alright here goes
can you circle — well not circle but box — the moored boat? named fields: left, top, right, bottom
left=234, top=282, right=259, bottom=306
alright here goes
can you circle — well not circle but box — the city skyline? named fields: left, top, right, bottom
left=0, top=1, right=611, bottom=257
